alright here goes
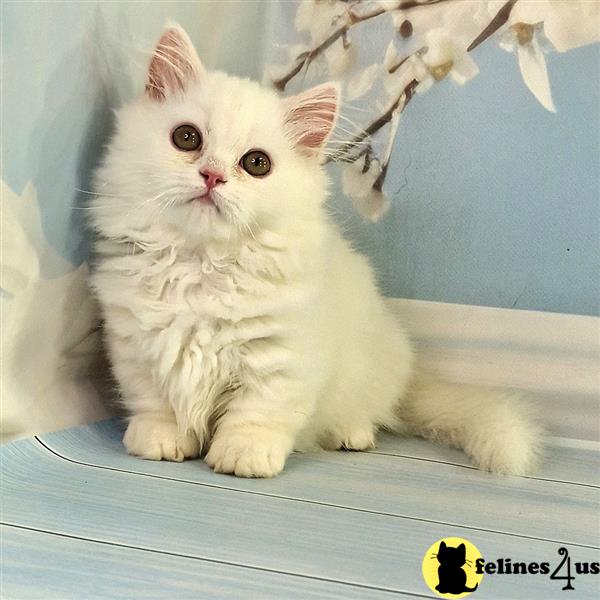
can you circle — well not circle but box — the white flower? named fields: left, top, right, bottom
left=490, top=0, right=600, bottom=112
left=342, top=155, right=382, bottom=199
left=378, top=0, right=400, bottom=10
left=491, top=0, right=599, bottom=111
left=422, top=28, right=479, bottom=85
left=384, top=40, right=401, bottom=73
left=324, top=36, right=355, bottom=77
left=350, top=187, right=391, bottom=223
left=511, top=0, right=600, bottom=52
left=408, top=54, right=434, bottom=95
left=297, top=0, right=347, bottom=45
left=383, top=66, right=416, bottom=102
left=266, top=44, right=308, bottom=86
left=346, top=64, right=382, bottom=101
left=393, top=1, right=489, bottom=47
left=519, top=39, right=555, bottom=112
left=499, top=24, right=556, bottom=112
left=342, top=151, right=392, bottom=221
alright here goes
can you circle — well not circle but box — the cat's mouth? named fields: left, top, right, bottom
left=188, top=192, right=219, bottom=211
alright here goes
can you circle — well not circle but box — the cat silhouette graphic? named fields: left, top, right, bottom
left=435, top=541, right=479, bottom=594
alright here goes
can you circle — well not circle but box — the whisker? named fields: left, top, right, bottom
left=335, top=112, right=368, bottom=133
left=72, top=205, right=115, bottom=211
left=339, top=102, right=373, bottom=114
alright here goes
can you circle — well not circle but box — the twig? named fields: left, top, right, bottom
left=388, top=55, right=410, bottom=74
left=273, top=0, right=451, bottom=91
left=326, top=0, right=518, bottom=165
left=296, top=0, right=521, bottom=201
left=467, top=0, right=518, bottom=52
left=326, top=78, right=417, bottom=164
left=374, top=97, right=404, bottom=191
left=273, top=17, right=371, bottom=90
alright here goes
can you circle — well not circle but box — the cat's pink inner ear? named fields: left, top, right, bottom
left=284, top=84, right=339, bottom=152
left=145, top=25, right=203, bottom=101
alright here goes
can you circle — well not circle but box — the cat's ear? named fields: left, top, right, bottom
left=145, top=23, right=204, bottom=101
left=458, top=544, right=466, bottom=557
left=439, top=541, right=447, bottom=551
left=283, top=83, right=339, bottom=156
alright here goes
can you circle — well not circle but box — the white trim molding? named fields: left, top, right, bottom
left=386, top=298, right=600, bottom=442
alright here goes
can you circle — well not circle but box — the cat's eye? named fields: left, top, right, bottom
left=172, top=124, right=202, bottom=151
left=241, top=150, right=271, bottom=177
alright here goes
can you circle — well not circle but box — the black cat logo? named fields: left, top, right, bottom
left=422, top=536, right=483, bottom=596
left=435, top=541, right=479, bottom=595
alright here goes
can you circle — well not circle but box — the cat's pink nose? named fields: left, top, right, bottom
left=200, top=168, right=226, bottom=190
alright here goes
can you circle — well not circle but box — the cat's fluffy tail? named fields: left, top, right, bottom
left=399, top=372, right=543, bottom=475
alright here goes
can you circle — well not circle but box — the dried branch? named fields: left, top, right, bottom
left=273, top=17, right=370, bottom=90
left=374, top=100, right=404, bottom=191
left=326, top=78, right=418, bottom=165
left=388, top=55, right=410, bottom=74
left=283, top=0, right=525, bottom=210
left=273, top=0, right=451, bottom=91
left=326, top=0, right=519, bottom=168
left=467, top=0, right=518, bottom=52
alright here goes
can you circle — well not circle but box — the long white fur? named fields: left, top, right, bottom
left=90, top=24, right=542, bottom=478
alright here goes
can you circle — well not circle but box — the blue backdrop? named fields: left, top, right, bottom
left=2, top=1, right=598, bottom=315
left=330, top=41, right=599, bottom=316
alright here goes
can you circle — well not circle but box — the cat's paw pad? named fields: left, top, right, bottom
left=123, top=415, right=200, bottom=462
left=205, top=428, right=291, bottom=478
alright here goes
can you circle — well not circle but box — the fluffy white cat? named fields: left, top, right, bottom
left=90, top=24, right=541, bottom=478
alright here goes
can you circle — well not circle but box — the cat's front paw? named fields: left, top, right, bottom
left=123, top=414, right=200, bottom=462
left=205, top=426, right=291, bottom=478
left=320, top=424, right=376, bottom=451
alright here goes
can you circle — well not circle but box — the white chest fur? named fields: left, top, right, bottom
left=93, top=238, right=310, bottom=434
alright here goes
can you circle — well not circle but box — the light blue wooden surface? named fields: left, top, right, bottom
left=2, top=419, right=599, bottom=599
left=1, top=526, right=410, bottom=600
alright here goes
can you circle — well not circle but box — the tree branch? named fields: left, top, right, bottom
left=326, top=78, right=418, bottom=164
left=289, top=0, right=522, bottom=203
left=467, top=0, right=518, bottom=52
left=273, top=0, right=451, bottom=91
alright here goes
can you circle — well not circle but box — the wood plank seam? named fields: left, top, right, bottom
left=37, top=430, right=600, bottom=489
left=31, top=437, right=600, bottom=550
left=368, top=451, right=600, bottom=489
left=0, top=523, right=435, bottom=599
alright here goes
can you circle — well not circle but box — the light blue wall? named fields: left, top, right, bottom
left=2, top=0, right=271, bottom=276
left=3, top=1, right=598, bottom=315
left=330, top=42, right=600, bottom=316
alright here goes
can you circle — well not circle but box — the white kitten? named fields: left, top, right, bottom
left=90, top=24, right=542, bottom=478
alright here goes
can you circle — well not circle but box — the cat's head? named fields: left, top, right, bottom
left=437, top=541, right=466, bottom=567
left=93, top=23, right=339, bottom=245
